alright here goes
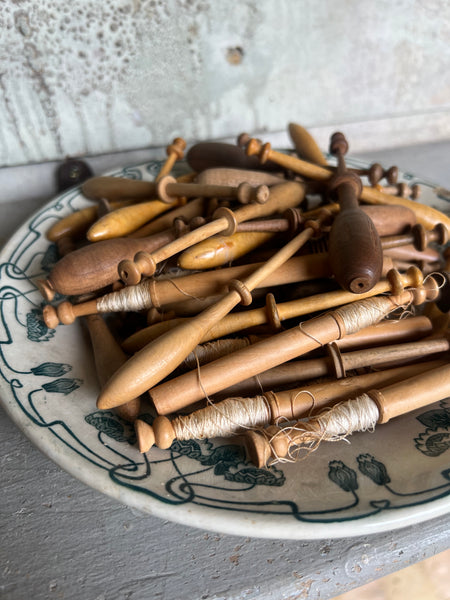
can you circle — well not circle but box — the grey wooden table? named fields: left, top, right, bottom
left=1, top=141, right=449, bottom=600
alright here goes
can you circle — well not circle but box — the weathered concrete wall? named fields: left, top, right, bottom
left=1, top=0, right=449, bottom=166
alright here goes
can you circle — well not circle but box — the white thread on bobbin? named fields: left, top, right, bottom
left=334, top=297, right=398, bottom=335
left=97, top=283, right=153, bottom=313
left=268, top=393, right=380, bottom=464
left=171, top=396, right=271, bottom=440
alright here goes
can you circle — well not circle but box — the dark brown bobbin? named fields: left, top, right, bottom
left=189, top=215, right=208, bottom=229
left=284, top=207, right=304, bottom=235
left=119, top=252, right=157, bottom=285
left=326, top=342, right=347, bottom=378
left=412, top=223, right=448, bottom=251
left=265, top=293, right=283, bottom=331
left=228, top=279, right=253, bottom=306
left=329, top=131, right=349, bottom=157
left=173, top=216, right=190, bottom=237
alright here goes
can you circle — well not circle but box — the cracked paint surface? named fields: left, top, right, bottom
left=0, top=0, right=449, bottom=166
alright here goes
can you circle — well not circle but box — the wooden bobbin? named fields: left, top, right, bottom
left=82, top=176, right=159, bottom=202
left=155, top=137, right=186, bottom=183
left=128, top=197, right=206, bottom=238
left=376, top=182, right=421, bottom=200
left=244, top=362, right=450, bottom=467
left=85, top=314, right=140, bottom=422
left=244, top=137, right=450, bottom=235
left=36, top=228, right=178, bottom=301
left=135, top=359, right=444, bottom=453
left=186, top=141, right=280, bottom=172
left=86, top=197, right=186, bottom=241
left=156, top=175, right=270, bottom=205
left=195, top=167, right=286, bottom=188
left=96, top=207, right=332, bottom=411
left=177, top=230, right=276, bottom=269
left=215, top=316, right=434, bottom=398
left=327, top=132, right=383, bottom=293
left=46, top=200, right=133, bottom=242
left=117, top=181, right=306, bottom=285
left=287, top=123, right=328, bottom=166
left=145, top=265, right=422, bottom=345
left=381, top=223, right=448, bottom=252
left=145, top=277, right=439, bottom=416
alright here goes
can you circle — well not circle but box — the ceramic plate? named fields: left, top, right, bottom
left=1, top=157, right=449, bottom=539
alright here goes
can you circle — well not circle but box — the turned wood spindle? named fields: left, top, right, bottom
left=326, top=131, right=383, bottom=293
left=244, top=137, right=450, bottom=235
left=213, top=315, right=434, bottom=398
left=135, top=359, right=444, bottom=452
left=37, top=228, right=179, bottom=301
left=155, top=137, right=186, bottom=182
left=144, top=276, right=439, bottom=416
left=244, top=362, right=450, bottom=467
left=96, top=209, right=332, bottom=411
left=128, top=265, right=419, bottom=347
left=380, top=222, right=448, bottom=252
left=117, top=181, right=305, bottom=285
left=85, top=314, right=140, bottom=422
left=177, top=230, right=277, bottom=270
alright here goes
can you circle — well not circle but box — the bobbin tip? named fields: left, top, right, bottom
left=243, top=430, right=271, bottom=468
left=118, top=259, right=142, bottom=286
left=36, top=278, right=55, bottom=301
left=42, top=304, right=59, bottom=329
left=135, top=419, right=155, bottom=452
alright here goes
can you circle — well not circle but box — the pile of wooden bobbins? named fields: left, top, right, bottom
left=39, top=123, right=450, bottom=468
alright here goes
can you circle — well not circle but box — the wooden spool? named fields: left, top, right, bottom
left=37, top=228, right=178, bottom=301
left=326, top=132, right=383, bottom=293
left=96, top=209, right=333, bottom=411
left=85, top=314, right=140, bottom=422
left=244, top=362, right=450, bottom=467
left=244, top=137, right=450, bottom=234
left=145, top=278, right=439, bottom=416
left=135, top=359, right=444, bottom=452
left=117, top=181, right=306, bottom=285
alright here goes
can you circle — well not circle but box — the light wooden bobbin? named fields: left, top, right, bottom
left=117, top=181, right=306, bottom=284
left=134, top=359, right=444, bottom=452
left=145, top=275, right=439, bottom=416
left=244, top=137, right=450, bottom=235
left=244, top=362, right=450, bottom=467
left=155, top=137, right=186, bottom=183
left=287, top=123, right=328, bottom=166
left=96, top=208, right=332, bottom=411
left=128, top=266, right=421, bottom=347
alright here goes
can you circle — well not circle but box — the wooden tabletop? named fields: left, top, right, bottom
left=1, top=141, right=449, bottom=600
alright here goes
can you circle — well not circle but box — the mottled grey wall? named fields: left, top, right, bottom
left=1, top=0, right=449, bottom=166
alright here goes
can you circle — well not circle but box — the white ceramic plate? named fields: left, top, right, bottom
left=1, top=157, right=449, bottom=539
